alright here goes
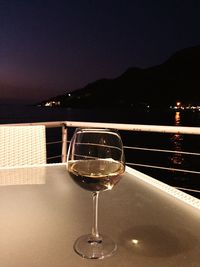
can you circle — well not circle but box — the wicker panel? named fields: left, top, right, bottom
left=0, top=125, right=46, bottom=167
left=0, top=166, right=46, bottom=185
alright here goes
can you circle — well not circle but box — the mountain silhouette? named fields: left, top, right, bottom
left=41, top=45, right=200, bottom=108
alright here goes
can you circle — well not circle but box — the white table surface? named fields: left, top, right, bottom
left=0, top=163, right=199, bottom=267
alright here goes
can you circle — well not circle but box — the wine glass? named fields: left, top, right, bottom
left=67, top=127, right=125, bottom=259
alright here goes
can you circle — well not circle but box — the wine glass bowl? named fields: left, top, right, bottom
left=67, top=128, right=125, bottom=259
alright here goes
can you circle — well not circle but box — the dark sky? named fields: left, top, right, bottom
left=1, top=0, right=200, bottom=104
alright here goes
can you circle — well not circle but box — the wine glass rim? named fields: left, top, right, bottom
left=75, top=128, right=119, bottom=134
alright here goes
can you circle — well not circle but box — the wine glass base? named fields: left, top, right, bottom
left=73, top=234, right=117, bottom=259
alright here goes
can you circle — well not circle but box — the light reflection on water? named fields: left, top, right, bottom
left=170, top=112, right=184, bottom=167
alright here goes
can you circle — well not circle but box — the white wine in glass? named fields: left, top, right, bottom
left=67, top=128, right=125, bottom=259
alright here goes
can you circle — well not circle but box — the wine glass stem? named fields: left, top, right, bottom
left=91, top=191, right=102, bottom=242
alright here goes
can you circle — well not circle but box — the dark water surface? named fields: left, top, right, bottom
left=1, top=104, right=200, bottom=126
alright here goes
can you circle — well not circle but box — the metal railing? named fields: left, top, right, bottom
left=1, top=120, right=200, bottom=195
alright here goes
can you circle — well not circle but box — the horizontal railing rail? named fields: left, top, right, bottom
left=2, top=120, right=200, bottom=134
left=1, top=120, right=200, bottom=195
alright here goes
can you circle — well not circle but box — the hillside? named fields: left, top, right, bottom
left=40, top=45, right=200, bottom=109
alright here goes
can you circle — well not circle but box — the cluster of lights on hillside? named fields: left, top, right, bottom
left=170, top=102, right=200, bottom=111
left=44, top=92, right=72, bottom=107
left=45, top=101, right=61, bottom=107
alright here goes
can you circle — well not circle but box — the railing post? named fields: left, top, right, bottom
left=61, top=123, right=67, bottom=163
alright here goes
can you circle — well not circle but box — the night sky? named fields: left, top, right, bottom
left=1, top=0, right=200, bottom=104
